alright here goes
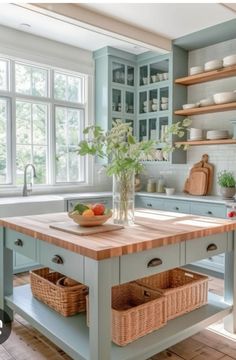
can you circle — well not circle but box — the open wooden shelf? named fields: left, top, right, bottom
left=175, top=65, right=236, bottom=85
left=175, top=102, right=236, bottom=116
left=176, top=139, right=236, bottom=146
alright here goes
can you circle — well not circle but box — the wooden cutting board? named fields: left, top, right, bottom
left=188, top=171, right=208, bottom=195
left=49, top=222, right=124, bottom=236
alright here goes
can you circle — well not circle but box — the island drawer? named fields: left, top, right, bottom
left=38, top=241, right=84, bottom=283
left=5, top=229, right=37, bottom=260
left=163, top=199, right=190, bottom=214
left=135, top=196, right=164, bottom=210
left=120, top=243, right=181, bottom=283
left=190, top=203, right=226, bottom=218
left=186, top=233, right=228, bottom=264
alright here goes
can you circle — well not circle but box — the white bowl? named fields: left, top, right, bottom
left=182, top=103, right=198, bottom=110
left=189, top=66, right=204, bottom=75
left=213, top=92, right=236, bottom=104
left=152, top=104, right=158, bottom=111
left=165, top=188, right=175, bottom=196
left=158, top=73, right=164, bottom=81
left=161, top=97, right=168, bottom=104
left=151, top=75, right=158, bottom=83
left=161, top=103, right=168, bottom=110
left=223, top=55, right=236, bottom=67
left=152, top=98, right=158, bottom=104
left=163, top=72, right=169, bottom=80
left=142, top=77, right=148, bottom=85
left=204, top=59, right=223, bottom=71
left=199, top=97, right=215, bottom=107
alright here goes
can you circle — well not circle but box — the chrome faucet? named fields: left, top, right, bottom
left=22, top=164, right=37, bottom=196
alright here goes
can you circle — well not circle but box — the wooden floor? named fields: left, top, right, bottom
left=1, top=273, right=235, bottom=360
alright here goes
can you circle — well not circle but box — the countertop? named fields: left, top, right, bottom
left=1, top=210, right=236, bottom=260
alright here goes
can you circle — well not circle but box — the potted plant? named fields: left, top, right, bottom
left=217, top=170, right=236, bottom=199
left=77, top=119, right=190, bottom=225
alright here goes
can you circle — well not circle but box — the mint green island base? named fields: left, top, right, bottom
left=0, top=213, right=236, bottom=360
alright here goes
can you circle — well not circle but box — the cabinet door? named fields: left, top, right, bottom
left=164, top=199, right=190, bottom=214
left=112, top=62, right=125, bottom=84
left=190, top=202, right=226, bottom=218
left=135, top=196, right=164, bottom=210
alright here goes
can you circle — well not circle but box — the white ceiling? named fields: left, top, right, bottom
left=0, top=3, right=235, bottom=55
left=80, top=3, right=236, bottom=39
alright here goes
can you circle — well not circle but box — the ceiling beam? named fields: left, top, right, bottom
left=17, top=3, right=171, bottom=53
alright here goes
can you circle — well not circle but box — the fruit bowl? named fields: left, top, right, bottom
left=68, top=211, right=112, bottom=227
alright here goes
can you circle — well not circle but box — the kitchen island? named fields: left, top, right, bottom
left=1, top=209, right=236, bottom=360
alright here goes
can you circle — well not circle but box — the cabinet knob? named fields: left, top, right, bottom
left=207, top=243, right=217, bottom=252
left=207, top=211, right=213, bottom=215
left=175, top=207, right=179, bottom=211
left=147, top=203, right=152, bottom=207
left=51, top=255, right=64, bottom=265
left=147, top=258, right=163, bottom=267
left=14, top=239, right=23, bottom=247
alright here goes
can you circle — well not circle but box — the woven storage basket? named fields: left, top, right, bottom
left=136, top=268, right=208, bottom=320
left=86, top=282, right=167, bottom=346
left=30, top=268, right=88, bottom=317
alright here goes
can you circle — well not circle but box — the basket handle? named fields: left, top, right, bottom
left=147, top=258, right=162, bottom=268
left=207, top=243, right=217, bottom=252
left=51, top=255, right=64, bottom=265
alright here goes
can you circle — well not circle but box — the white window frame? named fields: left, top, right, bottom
left=0, top=53, right=91, bottom=190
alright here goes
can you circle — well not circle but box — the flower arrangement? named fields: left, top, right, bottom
left=77, top=118, right=191, bottom=224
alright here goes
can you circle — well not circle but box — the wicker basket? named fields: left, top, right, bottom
left=30, top=268, right=88, bottom=317
left=136, top=268, right=208, bottom=320
left=86, top=282, right=167, bottom=346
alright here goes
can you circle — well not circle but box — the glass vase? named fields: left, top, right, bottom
left=113, top=170, right=135, bottom=226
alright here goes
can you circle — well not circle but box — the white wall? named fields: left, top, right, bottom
left=144, top=38, right=236, bottom=195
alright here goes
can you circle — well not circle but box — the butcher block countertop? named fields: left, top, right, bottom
left=1, top=209, right=236, bottom=260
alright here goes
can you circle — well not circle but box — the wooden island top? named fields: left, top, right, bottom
left=1, top=209, right=236, bottom=260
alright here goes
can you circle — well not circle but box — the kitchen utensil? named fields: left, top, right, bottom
left=223, top=54, right=236, bottom=67
left=189, top=66, right=204, bottom=75
left=213, top=92, right=236, bottom=104
left=68, top=211, right=112, bottom=227
left=204, top=59, right=223, bottom=71
left=50, top=220, right=123, bottom=235
left=188, top=171, right=208, bottom=196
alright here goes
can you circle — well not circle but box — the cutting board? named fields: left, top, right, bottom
left=50, top=222, right=124, bottom=236
left=188, top=171, right=208, bottom=195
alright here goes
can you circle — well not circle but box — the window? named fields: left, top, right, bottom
left=0, top=57, right=87, bottom=187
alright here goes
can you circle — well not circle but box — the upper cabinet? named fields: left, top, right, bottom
left=93, top=46, right=187, bottom=164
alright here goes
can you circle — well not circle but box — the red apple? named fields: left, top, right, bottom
left=92, top=203, right=105, bottom=216
left=227, top=211, right=236, bottom=218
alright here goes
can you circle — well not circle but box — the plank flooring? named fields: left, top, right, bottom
left=0, top=272, right=234, bottom=360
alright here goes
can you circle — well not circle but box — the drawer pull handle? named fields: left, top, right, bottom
left=14, top=239, right=23, bottom=247
left=147, top=203, right=152, bottom=207
left=175, top=207, right=179, bottom=211
left=207, top=211, right=213, bottom=215
left=52, top=255, right=64, bottom=265
left=147, top=258, right=163, bottom=267
left=207, top=243, right=217, bottom=252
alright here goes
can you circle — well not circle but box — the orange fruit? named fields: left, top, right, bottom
left=82, top=209, right=95, bottom=217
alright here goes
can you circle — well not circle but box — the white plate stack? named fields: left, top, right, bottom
left=206, top=130, right=229, bottom=140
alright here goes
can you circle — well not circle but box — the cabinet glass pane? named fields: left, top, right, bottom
left=150, top=59, right=169, bottom=83
left=127, top=66, right=134, bottom=86
left=149, top=118, right=157, bottom=140
left=125, top=91, right=134, bottom=114
left=139, top=119, right=147, bottom=141
left=149, top=89, right=158, bottom=112
left=159, top=117, right=169, bottom=142
left=160, top=87, right=169, bottom=111
left=0, top=59, right=9, bottom=91
left=139, top=91, right=147, bottom=114
left=112, top=62, right=125, bottom=84
left=112, top=89, right=122, bottom=112
left=140, top=65, right=148, bottom=86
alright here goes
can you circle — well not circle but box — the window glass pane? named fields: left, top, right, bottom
left=15, top=63, right=48, bottom=97
left=0, top=60, right=8, bottom=91
left=16, top=100, right=48, bottom=185
left=55, top=106, right=84, bottom=183
left=0, top=98, right=9, bottom=184
left=54, top=71, right=83, bottom=103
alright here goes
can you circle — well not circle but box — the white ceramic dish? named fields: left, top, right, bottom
left=223, top=54, right=236, bottom=67
left=152, top=104, right=158, bottom=111
left=182, top=103, right=198, bottom=110
left=189, top=66, right=204, bottom=75
left=163, top=73, right=169, bottom=80
left=161, top=103, right=168, bottom=110
left=151, top=75, right=158, bottom=83
left=161, top=97, right=168, bottom=104
left=152, top=98, right=158, bottom=104
left=213, top=92, right=236, bottom=104
left=199, top=97, right=215, bottom=107
left=204, top=59, right=223, bottom=71
left=142, top=77, right=148, bottom=85
left=165, top=188, right=175, bottom=196
left=206, top=130, right=229, bottom=140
